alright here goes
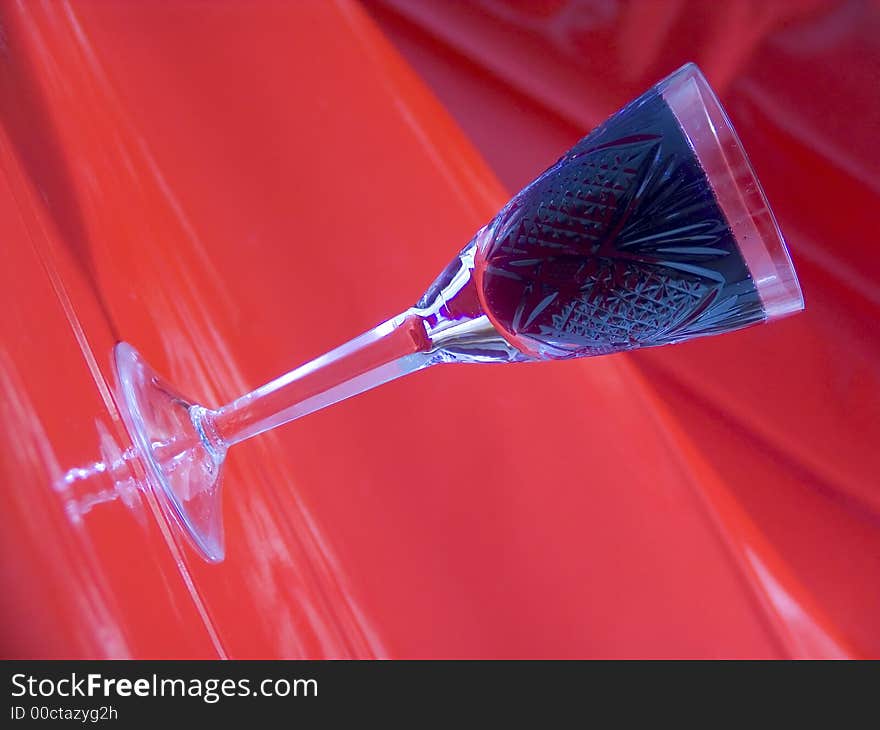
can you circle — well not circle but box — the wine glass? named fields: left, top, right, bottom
left=115, top=63, right=803, bottom=562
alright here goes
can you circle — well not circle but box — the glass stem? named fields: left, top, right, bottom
left=207, top=311, right=433, bottom=448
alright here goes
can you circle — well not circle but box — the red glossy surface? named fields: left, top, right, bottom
left=0, top=0, right=874, bottom=658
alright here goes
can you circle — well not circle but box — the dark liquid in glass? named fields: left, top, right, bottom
left=474, top=89, right=764, bottom=360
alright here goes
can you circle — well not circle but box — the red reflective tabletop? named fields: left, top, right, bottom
left=1, top=0, right=875, bottom=658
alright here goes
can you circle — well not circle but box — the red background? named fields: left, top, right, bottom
left=1, top=0, right=877, bottom=658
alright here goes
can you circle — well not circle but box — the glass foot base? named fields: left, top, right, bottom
left=114, top=343, right=226, bottom=562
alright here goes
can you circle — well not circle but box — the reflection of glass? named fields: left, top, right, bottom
left=116, top=63, right=803, bottom=562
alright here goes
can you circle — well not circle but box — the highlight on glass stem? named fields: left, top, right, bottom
left=115, top=63, right=803, bottom=563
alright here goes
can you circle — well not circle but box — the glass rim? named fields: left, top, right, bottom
left=658, top=63, right=804, bottom=320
